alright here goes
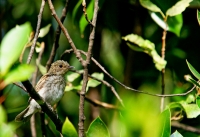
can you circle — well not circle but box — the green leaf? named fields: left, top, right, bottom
left=38, top=24, right=51, bottom=38
left=122, top=34, right=167, bottom=71
left=4, top=64, right=35, bottom=84
left=0, top=105, right=6, bottom=125
left=66, top=73, right=81, bottom=82
left=62, top=117, right=78, bottom=137
left=139, top=0, right=165, bottom=18
left=184, top=75, right=200, bottom=89
left=86, top=117, right=110, bottom=137
left=186, top=94, right=195, bottom=104
left=170, top=130, right=183, bottom=137
left=150, top=12, right=182, bottom=36
left=166, top=0, right=192, bottom=16
left=72, top=0, right=82, bottom=24
left=196, top=96, right=200, bottom=108
left=87, top=73, right=104, bottom=88
left=197, top=10, right=200, bottom=26
left=186, top=60, right=200, bottom=80
left=159, top=108, right=171, bottom=137
left=0, top=22, right=32, bottom=76
left=79, top=0, right=94, bottom=34
left=180, top=101, right=200, bottom=118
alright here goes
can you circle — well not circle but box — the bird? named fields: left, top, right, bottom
left=15, top=60, right=74, bottom=122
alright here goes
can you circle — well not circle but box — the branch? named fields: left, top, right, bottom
left=77, top=92, right=123, bottom=111
left=160, top=16, right=168, bottom=111
left=62, top=49, right=196, bottom=97
left=71, top=69, right=124, bottom=107
left=47, top=0, right=84, bottom=64
left=82, top=0, right=93, bottom=25
left=46, top=0, right=70, bottom=71
left=78, top=1, right=99, bottom=136
left=172, top=121, right=200, bottom=134
left=21, top=80, right=63, bottom=132
left=26, top=0, right=46, bottom=64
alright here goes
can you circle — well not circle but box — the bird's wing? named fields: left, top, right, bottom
left=35, top=74, right=49, bottom=92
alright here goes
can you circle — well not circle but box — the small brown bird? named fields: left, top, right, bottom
left=15, top=60, right=74, bottom=122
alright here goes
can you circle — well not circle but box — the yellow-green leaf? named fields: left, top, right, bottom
left=4, top=64, right=35, bottom=84
left=62, top=117, right=78, bottom=137
left=166, top=0, right=192, bottom=17
left=0, top=22, right=32, bottom=76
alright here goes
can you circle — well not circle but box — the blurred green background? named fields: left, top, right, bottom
left=1, top=0, right=200, bottom=136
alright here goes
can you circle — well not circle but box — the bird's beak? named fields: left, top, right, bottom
left=68, top=66, right=75, bottom=70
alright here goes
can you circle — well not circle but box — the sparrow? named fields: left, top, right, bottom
left=15, top=60, right=73, bottom=122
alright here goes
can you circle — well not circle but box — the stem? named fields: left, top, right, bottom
left=26, top=0, right=46, bottom=64
left=160, top=17, right=167, bottom=111
left=78, top=1, right=99, bottom=136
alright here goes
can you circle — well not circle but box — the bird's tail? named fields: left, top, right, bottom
left=15, top=106, right=32, bottom=122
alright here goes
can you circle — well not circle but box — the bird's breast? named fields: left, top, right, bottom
left=38, top=75, right=66, bottom=106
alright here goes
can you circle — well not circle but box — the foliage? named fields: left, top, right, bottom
left=1, top=0, right=200, bottom=136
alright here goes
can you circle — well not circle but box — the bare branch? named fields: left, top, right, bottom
left=77, top=92, right=123, bottom=111
left=160, top=17, right=168, bottom=111
left=172, top=121, right=200, bottom=134
left=26, top=0, right=46, bottom=64
left=82, top=0, right=93, bottom=25
left=47, top=0, right=84, bottom=65
left=71, top=69, right=124, bottom=107
left=62, top=49, right=196, bottom=97
left=78, top=0, right=99, bottom=136
left=46, top=0, right=70, bottom=71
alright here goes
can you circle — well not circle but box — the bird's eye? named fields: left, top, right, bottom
left=59, top=65, right=63, bottom=68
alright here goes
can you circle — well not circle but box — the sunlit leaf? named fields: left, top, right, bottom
left=79, top=0, right=94, bottom=34
left=150, top=12, right=182, bottom=36
left=159, top=108, right=171, bottom=137
left=0, top=22, right=32, bottom=76
left=66, top=73, right=81, bottom=82
left=170, top=130, right=183, bottom=137
left=180, top=101, right=200, bottom=118
left=65, top=85, right=81, bottom=92
left=139, top=0, right=165, bottom=18
left=122, top=34, right=167, bottom=71
left=86, top=117, right=110, bottom=137
left=87, top=73, right=104, bottom=87
left=166, top=0, right=192, bottom=16
left=197, top=10, right=200, bottom=26
left=38, top=24, right=51, bottom=38
left=186, top=94, right=195, bottom=104
left=4, top=64, right=35, bottom=85
left=62, top=117, right=78, bottom=137
left=186, top=60, right=200, bottom=80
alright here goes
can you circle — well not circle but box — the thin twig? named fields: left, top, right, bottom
left=77, top=92, right=123, bottom=111
left=82, top=0, right=93, bottom=25
left=30, top=116, right=36, bottom=137
left=62, top=49, right=196, bottom=97
left=13, top=82, right=27, bottom=92
left=47, top=0, right=84, bottom=65
left=172, top=121, right=200, bottom=134
left=78, top=1, right=99, bottom=136
left=160, top=17, right=168, bottom=111
left=71, top=69, right=124, bottom=107
left=46, top=0, right=70, bottom=71
left=32, top=42, right=45, bottom=86
left=26, top=0, right=46, bottom=64
left=31, top=42, right=45, bottom=137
